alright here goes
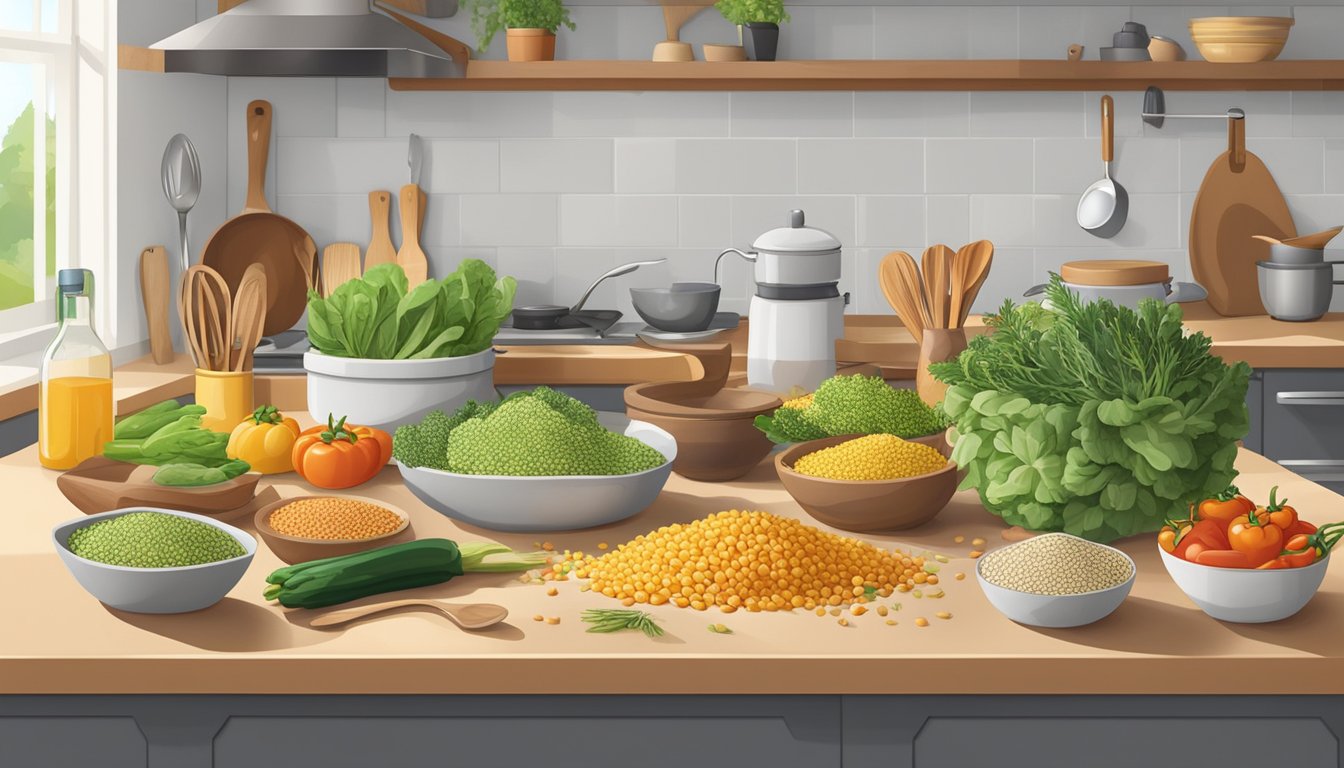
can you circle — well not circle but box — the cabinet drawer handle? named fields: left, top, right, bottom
left=1276, top=391, right=1344, bottom=405
left=1278, top=460, right=1344, bottom=482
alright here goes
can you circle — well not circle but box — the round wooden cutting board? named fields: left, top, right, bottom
left=1189, top=116, right=1296, bottom=316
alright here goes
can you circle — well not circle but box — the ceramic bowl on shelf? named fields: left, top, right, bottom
left=254, top=495, right=414, bottom=565
left=1160, top=546, right=1328, bottom=623
left=397, top=413, right=677, bottom=532
left=624, top=381, right=781, bottom=481
left=774, top=432, right=955, bottom=532
left=703, top=43, right=747, bottom=62
left=52, top=508, right=256, bottom=614
left=977, top=534, right=1135, bottom=628
left=1190, top=16, right=1293, bottom=62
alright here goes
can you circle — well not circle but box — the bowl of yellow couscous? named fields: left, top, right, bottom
left=774, top=432, right=956, bottom=532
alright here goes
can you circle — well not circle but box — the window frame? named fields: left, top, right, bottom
left=0, top=0, right=115, bottom=354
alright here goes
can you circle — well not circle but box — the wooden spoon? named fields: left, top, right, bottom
left=1256, top=226, right=1344, bottom=250
left=231, top=263, right=268, bottom=371
left=309, top=599, right=509, bottom=630
left=321, top=243, right=363, bottom=297
left=878, top=251, right=928, bottom=343
left=956, top=240, right=995, bottom=327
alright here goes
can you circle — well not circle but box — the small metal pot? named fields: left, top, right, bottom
left=717, top=209, right=842, bottom=287
left=1024, top=278, right=1207, bottom=311
left=1257, top=260, right=1344, bottom=322
left=1269, top=243, right=1326, bottom=265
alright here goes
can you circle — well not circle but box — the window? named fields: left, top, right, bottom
left=0, top=0, right=113, bottom=345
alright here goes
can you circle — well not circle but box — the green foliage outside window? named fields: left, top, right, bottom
left=0, top=102, right=56, bottom=311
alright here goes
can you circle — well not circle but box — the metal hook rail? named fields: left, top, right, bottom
left=1141, top=86, right=1245, bottom=128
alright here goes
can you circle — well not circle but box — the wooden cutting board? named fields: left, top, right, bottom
left=56, top=457, right=273, bottom=521
left=138, top=246, right=173, bottom=364
left=1189, top=116, right=1296, bottom=316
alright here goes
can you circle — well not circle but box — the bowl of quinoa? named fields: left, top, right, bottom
left=976, top=532, right=1135, bottom=628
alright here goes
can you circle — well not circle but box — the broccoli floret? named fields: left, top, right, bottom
left=393, top=400, right=502, bottom=470
left=445, top=389, right=665, bottom=476
left=810, top=374, right=946, bottom=438
left=753, top=374, right=947, bottom=443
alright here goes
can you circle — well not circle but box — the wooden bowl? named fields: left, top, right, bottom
left=775, top=433, right=957, bottom=532
left=1191, top=38, right=1287, bottom=62
left=254, top=495, right=413, bottom=564
left=625, top=382, right=782, bottom=481
left=703, top=43, right=747, bottom=62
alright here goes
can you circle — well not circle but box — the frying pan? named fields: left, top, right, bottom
left=1078, top=95, right=1129, bottom=239
left=512, top=258, right=667, bottom=333
left=200, top=100, right=316, bottom=336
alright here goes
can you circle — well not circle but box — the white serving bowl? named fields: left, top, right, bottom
left=52, top=508, right=256, bottom=614
left=976, top=535, right=1135, bottom=628
left=397, top=413, right=677, bottom=532
left=1159, top=546, right=1328, bottom=623
left=304, top=347, right=498, bottom=434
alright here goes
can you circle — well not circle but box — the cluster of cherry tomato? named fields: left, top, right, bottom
left=1159, top=485, right=1344, bottom=569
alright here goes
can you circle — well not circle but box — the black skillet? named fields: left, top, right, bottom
left=510, top=258, right=666, bottom=334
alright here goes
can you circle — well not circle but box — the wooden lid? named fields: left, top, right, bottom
left=1060, top=259, right=1170, bottom=287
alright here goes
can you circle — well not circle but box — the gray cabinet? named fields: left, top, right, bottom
left=0, top=717, right=146, bottom=768
left=1260, top=369, right=1344, bottom=495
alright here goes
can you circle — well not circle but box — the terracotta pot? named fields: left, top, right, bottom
left=775, top=433, right=957, bottom=532
left=506, top=28, right=557, bottom=62
left=915, top=327, right=968, bottom=407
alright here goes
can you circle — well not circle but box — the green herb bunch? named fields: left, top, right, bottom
left=582, top=609, right=664, bottom=638
left=928, top=274, right=1252, bottom=542
left=714, top=0, right=789, bottom=26
left=466, top=0, right=577, bottom=51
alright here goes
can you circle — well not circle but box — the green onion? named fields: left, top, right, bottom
left=581, top=609, right=664, bottom=638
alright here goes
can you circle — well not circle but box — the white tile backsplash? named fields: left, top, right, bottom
left=797, top=139, right=924, bottom=194
left=335, top=79, right=385, bottom=139
left=731, top=92, right=854, bottom=138
left=500, top=139, right=614, bottom=193
left=675, top=139, right=798, bottom=194
left=560, top=196, right=679, bottom=247
left=615, top=139, right=677, bottom=194
left=926, top=139, right=1035, bottom=194
left=198, top=3, right=1344, bottom=326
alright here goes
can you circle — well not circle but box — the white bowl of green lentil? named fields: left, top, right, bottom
left=1159, top=546, right=1328, bottom=623
left=52, top=507, right=256, bottom=614
left=976, top=533, right=1135, bottom=628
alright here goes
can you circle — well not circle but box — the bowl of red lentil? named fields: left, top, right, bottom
left=254, top=495, right=413, bottom=564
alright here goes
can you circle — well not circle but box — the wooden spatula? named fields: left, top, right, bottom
left=321, top=243, right=363, bottom=297
left=397, top=184, right=429, bottom=287
left=139, top=246, right=174, bottom=364
left=231, top=263, right=268, bottom=372
left=365, top=190, right=397, bottom=271
left=309, top=599, right=509, bottom=630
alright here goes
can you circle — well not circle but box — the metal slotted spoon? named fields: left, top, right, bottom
left=161, top=134, right=202, bottom=273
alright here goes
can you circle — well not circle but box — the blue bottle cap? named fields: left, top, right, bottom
left=58, top=269, right=86, bottom=293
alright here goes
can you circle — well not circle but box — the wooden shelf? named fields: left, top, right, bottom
left=390, top=59, right=1344, bottom=91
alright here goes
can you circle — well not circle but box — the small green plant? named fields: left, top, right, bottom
left=714, top=0, right=789, bottom=26
left=465, top=0, right=577, bottom=51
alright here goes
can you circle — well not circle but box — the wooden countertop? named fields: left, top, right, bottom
left=2, top=304, right=1339, bottom=422
left=5, top=444, right=1344, bottom=696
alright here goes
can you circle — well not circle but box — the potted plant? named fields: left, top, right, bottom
left=714, top=0, right=789, bottom=61
left=465, top=0, right=577, bottom=62
left=303, top=260, right=516, bottom=433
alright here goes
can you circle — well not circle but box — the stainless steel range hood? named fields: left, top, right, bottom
left=151, top=0, right=462, bottom=78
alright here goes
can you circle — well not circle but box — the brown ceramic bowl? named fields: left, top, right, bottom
left=254, top=495, right=413, bottom=565
left=625, top=381, right=782, bottom=482
left=775, top=433, right=957, bottom=532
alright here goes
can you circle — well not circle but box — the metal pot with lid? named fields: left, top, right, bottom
left=719, top=210, right=847, bottom=393
left=716, top=209, right=843, bottom=289
left=1025, top=259, right=1207, bottom=310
